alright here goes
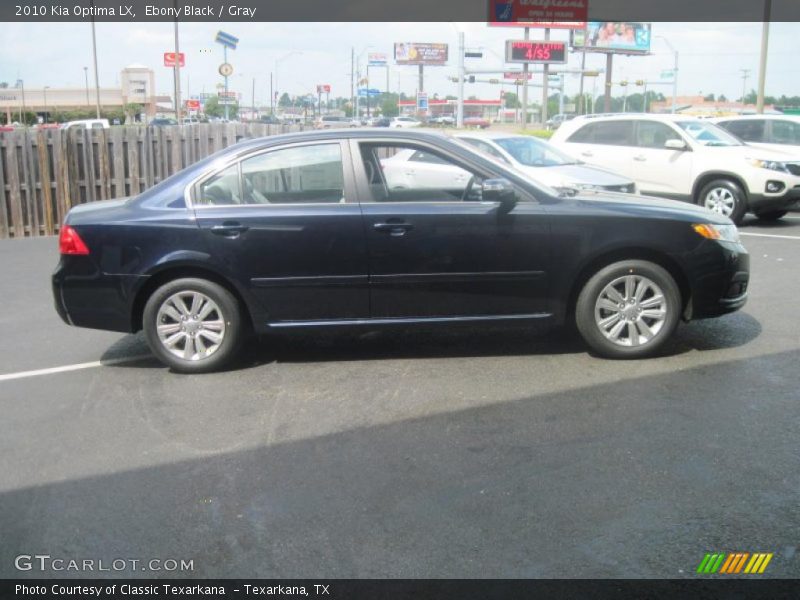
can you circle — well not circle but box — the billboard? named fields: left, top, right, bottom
left=488, top=0, right=588, bottom=25
left=316, top=84, right=331, bottom=94
left=571, top=22, right=652, bottom=54
left=368, top=52, right=388, bottom=66
left=394, top=43, right=448, bottom=65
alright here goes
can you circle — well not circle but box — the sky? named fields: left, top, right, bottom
left=0, top=21, right=797, bottom=105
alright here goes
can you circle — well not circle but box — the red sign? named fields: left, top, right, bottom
left=185, top=99, right=201, bottom=110
left=163, top=52, right=185, bottom=67
left=504, top=72, right=533, bottom=79
left=488, top=0, right=588, bottom=27
left=505, top=40, right=568, bottom=64
left=316, top=84, right=331, bottom=94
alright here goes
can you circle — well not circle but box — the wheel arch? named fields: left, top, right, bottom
left=691, top=171, right=750, bottom=204
left=131, top=264, right=255, bottom=333
left=565, top=247, right=692, bottom=324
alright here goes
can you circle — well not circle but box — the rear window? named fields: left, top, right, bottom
left=567, top=121, right=635, bottom=146
left=718, top=119, right=766, bottom=142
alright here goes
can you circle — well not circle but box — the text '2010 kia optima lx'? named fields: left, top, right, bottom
left=52, top=129, right=750, bottom=372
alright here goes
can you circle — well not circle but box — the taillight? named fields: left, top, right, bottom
left=59, top=224, right=90, bottom=255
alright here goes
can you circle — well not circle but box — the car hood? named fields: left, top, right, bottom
left=701, top=143, right=800, bottom=161
left=518, top=163, right=633, bottom=188
left=569, top=191, right=731, bottom=225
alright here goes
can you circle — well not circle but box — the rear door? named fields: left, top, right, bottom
left=561, top=120, right=638, bottom=178
left=192, top=140, right=369, bottom=324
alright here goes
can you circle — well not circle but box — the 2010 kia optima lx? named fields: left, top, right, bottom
left=52, top=129, right=749, bottom=372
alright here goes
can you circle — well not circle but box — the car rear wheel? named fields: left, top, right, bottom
left=755, top=209, right=787, bottom=221
left=575, top=260, right=681, bottom=359
left=697, top=179, right=747, bottom=225
left=143, top=278, right=244, bottom=373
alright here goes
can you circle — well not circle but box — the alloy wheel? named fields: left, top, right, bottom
left=156, top=291, right=226, bottom=361
left=594, top=275, right=667, bottom=347
left=703, top=187, right=736, bottom=217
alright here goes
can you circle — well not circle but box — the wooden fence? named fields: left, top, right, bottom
left=0, top=123, right=304, bottom=239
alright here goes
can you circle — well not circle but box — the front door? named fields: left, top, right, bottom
left=192, top=140, right=369, bottom=324
left=354, top=140, right=551, bottom=320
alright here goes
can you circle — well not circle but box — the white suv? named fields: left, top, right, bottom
left=550, top=113, right=800, bottom=223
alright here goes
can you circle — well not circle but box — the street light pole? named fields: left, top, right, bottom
left=656, top=36, right=679, bottom=114
left=43, top=86, right=49, bottom=123
left=756, top=0, right=771, bottom=114
left=173, top=18, right=182, bottom=124
left=90, top=18, right=101, bottom=118
left=83, top=67, right=90, bottom=106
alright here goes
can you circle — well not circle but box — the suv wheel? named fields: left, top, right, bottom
left=143, top=278, right=244, bottom=373
left=575, top=260, right=681, bottom=359
left=697, top=179, right=747, bottom=225
left=755, top=209, right=787, bottom=221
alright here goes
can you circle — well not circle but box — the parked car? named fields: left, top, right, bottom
left=60, top=118, right=110, bottom=131
left=429, top=115, right=456, bottom=126
left=546, top=114, right=575, bottom=130
left=710, top=114, right=800, bottom=154
left=53, top=129, right=749, bottom=372
left=259, top=115, right=281, bottom=125
left=550, top=113, right=800, bottom=223
left=456, top=132, right=637, bottom=195
left=150, top=117, right=178, bottom=127
left=371, top=117, right=391, bottom=127
left=389, top=116, right=421, bottom=128
left=463, top=116, right=491, bottom=129
left=315, top=115, right=357, bottom=129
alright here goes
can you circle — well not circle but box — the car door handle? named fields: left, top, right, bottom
left=581, top=151, right=594, bottom=157
left=633, top=155, right=647, bottom=161
left=211, top=222, right=249, bottom=237
left=374, top=221, right=414, bottom=237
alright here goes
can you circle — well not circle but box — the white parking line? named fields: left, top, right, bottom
left=740, top=232, right=800, bottom=241
left=0, top=355, right=151, bottom=383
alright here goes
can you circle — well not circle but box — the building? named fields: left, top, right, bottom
left=398, top=99, right=502, bottom=121
left=1, top=64, right=170, bottom=123
left=649, top=95, right=780, bottom=116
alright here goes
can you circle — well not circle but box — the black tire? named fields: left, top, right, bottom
left=143, top=277, right=244, bottom=373
left=755, top=210, right=787, bottom=221
left=575, top=260, right=681, bottom=359
left=696, top=178, right=747, bottom=225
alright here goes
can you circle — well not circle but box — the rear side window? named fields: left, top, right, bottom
left=719, top=119, right=766, bottom=142
left=567, top=121, right=635, bottom=146
left=770, top=120, right=800, bottom=145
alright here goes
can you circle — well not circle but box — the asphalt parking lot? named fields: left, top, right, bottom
left=1, top=212, right=799, bottom=579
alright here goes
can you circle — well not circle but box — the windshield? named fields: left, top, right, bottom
left=676, top=121, right=742, bottom=147
left=494, top=136, right=579, bottom=167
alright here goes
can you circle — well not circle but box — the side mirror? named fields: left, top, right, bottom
left=665, top=138, right=687, bottom=150
left=482, top=178, right=517, bottom=209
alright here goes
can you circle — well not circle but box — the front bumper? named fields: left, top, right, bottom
left=686, top=241, right=750, bottom=319
left=749, top=185, right=800, bottom=213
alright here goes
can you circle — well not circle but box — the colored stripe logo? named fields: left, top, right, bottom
left=696, top=552, right=773, bottom=574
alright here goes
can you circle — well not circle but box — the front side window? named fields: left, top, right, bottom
left=719, top=119, right=766, bottom=142
left=635, top=121, right=684, bottom=149
left=494, top=136, right=578, bottom=166
left=770, top=120, right=800, bottom=145
left=360, top=144, right=482, bottom=202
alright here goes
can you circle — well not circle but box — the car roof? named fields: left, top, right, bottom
left=455, top=131, right=534, bottom=141
left=710, top=114, right=800, bottom=122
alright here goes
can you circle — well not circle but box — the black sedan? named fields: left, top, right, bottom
left=53, top=129, right=750, bottom=372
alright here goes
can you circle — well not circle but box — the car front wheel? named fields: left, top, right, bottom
left=575, top=260, right=681, bottom=359
left=143, top=278, right=244, bottom=373
left=697, top=179, right=747, bottom=224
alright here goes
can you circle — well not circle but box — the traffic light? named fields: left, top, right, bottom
left=635, top=80, right=645, bottom=86
left=620, top=80, right=628, bottom=87
left=488, top=78, right=499, bottom=84
left=468, top=75, right=475, bottom=83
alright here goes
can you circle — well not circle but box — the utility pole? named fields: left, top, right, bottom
left=457, top=30, right=465, bottom=128
left=90, top=18, right=101, bottom=118
left=521, top=27, right=529, bottom=128
left=740, top=68, right=750, bottom=105
left=252, top=77, right=256, bottom=121
left=541, top=27, right=550, bottom=124
left=756, top=0, right=771, bottom=113
left=577, top=32, right=587, bottom=115
left=83, top=67, right=90, bottom=106
left=604, top=54, right=613, bottom=113
left=173, top=17, right=182, bottom=123
left=350, top=47, right=355, bottom=118
left=270, top=72, right=274, bottom=115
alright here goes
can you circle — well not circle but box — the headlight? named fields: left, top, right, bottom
left=746, top=157, right=789, bottom=173
left=573, top=183, right=602, bottom=191
left=692, top=223, right=740, bottom=243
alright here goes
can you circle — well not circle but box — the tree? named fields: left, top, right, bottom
left=204, top=95, right=239, bottom=119
left=123, top=103, right=143, bottom=124
left=503, top=92, right=521, bottom=109
left=278, top=93, right=292, bottom=107
left=704, top=93, right=716, bottom=102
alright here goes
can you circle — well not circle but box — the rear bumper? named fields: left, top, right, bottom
left=686, top=241, right=750, bottom=319
left=52, top=256, right=147, bottom=333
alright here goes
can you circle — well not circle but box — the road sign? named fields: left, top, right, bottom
left=504, top=72, right=532, bottom=80
left=368, top=52, right=388, bottom=66
left=163, top=52, right=185, bottom=68
left=417, top=92, right=428, bottom=111
left=464, top=51, right=483, bottom=58
left=316, top=84, right=331, bottom=94
left=215, top=30, right=239, bottom=50
left=219, top=63, right=234, bottom=77
left=661, top=70, right=675, bottom=80
left=358, top=88, right=381, bottom=97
